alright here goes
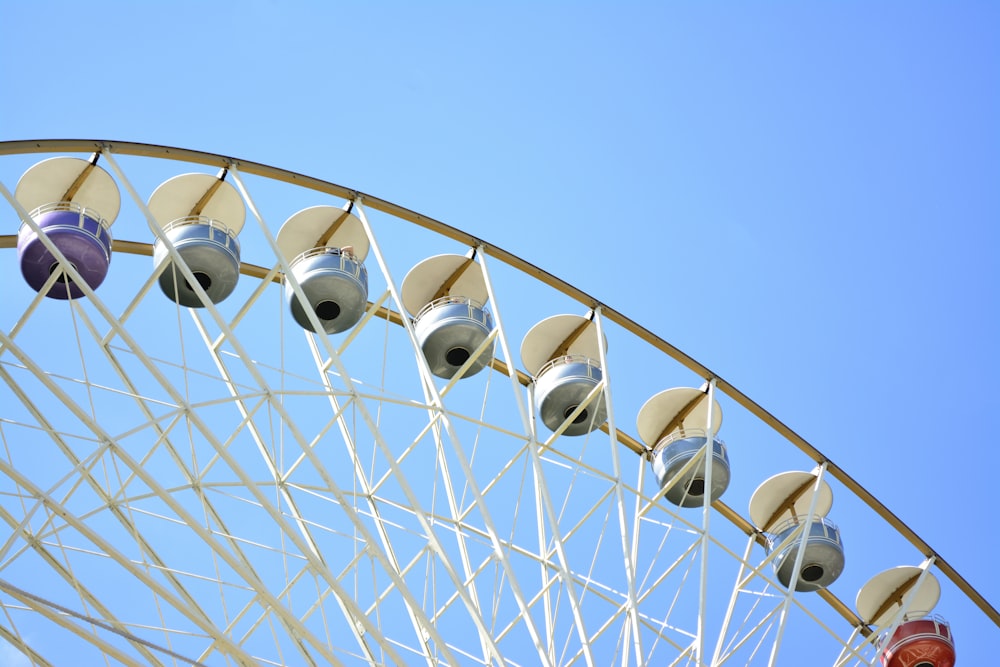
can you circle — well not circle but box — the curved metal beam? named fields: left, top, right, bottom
left=1, top=138, right=995, bottom=635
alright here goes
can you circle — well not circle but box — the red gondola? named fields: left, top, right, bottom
left=879, top=616, right=956, bottom=667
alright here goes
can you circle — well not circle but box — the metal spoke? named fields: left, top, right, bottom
left=0, top=140, right=993, bottom=667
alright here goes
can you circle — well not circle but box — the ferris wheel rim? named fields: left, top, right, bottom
left=1, top=138, right=996, bottom=654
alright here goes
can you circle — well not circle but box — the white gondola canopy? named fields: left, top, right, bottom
left=521, top=313, right=608, bottom=436
left=401, top=252, right=494, bottom=380
left=14, top=156, right=120, bottom=299
left=856, top=566, right=942, bottom=627
left=276, top=204, right=370, bottom=334
left=146, top=172, right=246, bottom=307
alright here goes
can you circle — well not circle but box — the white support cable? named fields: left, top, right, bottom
left=301, top=332, right=452, bottom=667
left=478, top=250, right=599, bottom=665
left=637, top=540, right=702, bottom=660
left=438, top=327, right=500, bottom=399
left=365, top=406, right=448, bottom=495
left=697, top=379, right=718, bottom=667
left=209, top=167, right=456, bottom=661
left=426, top=398, right=499, bottom=647
left=225, top=166, right=491, bottom=665
left=0, top=581, right=149, bottom=666
left=531, top=425, right=557, bottom=666
left=544, top=484, right=616, bottom=552
left=3, top=140, right=996, bottom=653
left=429, top=413, right=494, bottom=637
left=97, top=250, right=174, bottom=346
left=634, top=537, right=704, bottom=609
left=230, top=562, right=332, bottom=664
left=474, top=248, right=533, bottom=433
left=189, top=309, right=327, bottom=563
left=7, top=159, right=532, bottom=664
left=0, top=268, right=252, bottom=667
left=6, top=161, right=372, bottom=667
left=593, top=306, right=644, bottom=666
left=833, top=556, right=937, bottom=667
left=536, top=377, right=606, bottom=450
left=767, top=462, right=829, bottom=667
left=711, top=534, right=758, bottom=666
left=0, top=327, right=351, bottom=666
left=0, top=501, right=164, bottom=666
left=0, top=622, right=52, bottom=667
left=476, top=252, right=556, bottom=663
left=98, top=160, right=376, bottom=662
left=424, top=407, right=496, bottom=652
left=352, top=198, right=552, bottom=666
left=211, top=262, right=284, bottom=350
left=0, top=419, right=113, bottom=559
left=714, top=602, right=787, bottom=667
left=830, top=626, right=867, bottom=667
left=2, top=143, right=964, bottom=667
left=0, top=578, right=205, bottom=666
left=628, top=452, right=648, bottom=651
left=349, top=205, right=501, bottom=666
left=335, top=288, right=392, bottom=357
left=0, top=433, right=257, bottom=665
left=554, top=431, right=610, bottom=649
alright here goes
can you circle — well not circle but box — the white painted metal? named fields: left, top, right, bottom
left=697, top=379, right=718, bottom=666
left=105, top=155, right=392, bottom=664
left=834, top=560, right=939, bottom=667
left=353, top=198, right=545, bottom=665
left=2, top=142, right=993, bottom=666
left=768, top=463, right=829, bottom=666
left=15, top=156, right=121, bottom=223
left=749, top=470, right=835, bottom=530
left=636, top=387, right=723, bottom=446
left=520, top=313, right=604, bottom=376
left=593, top=307, right=644, bottom=666
left=146, top=172, right=246, bottom=234
left=275, top=203, right=370, bottom=261
left=400, top=252, right=488, bottom=316
left=857, top=564, right=941, bottom=626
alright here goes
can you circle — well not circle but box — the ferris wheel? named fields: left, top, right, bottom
left=0, top=140, right=993, bottom=666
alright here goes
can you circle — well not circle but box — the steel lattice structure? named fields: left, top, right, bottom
left=0, top=140, right=994, bottom=666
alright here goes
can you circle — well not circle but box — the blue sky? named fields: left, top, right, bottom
left=2, top=1, right=998, bottom=664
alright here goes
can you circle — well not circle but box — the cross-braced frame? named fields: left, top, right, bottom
left=0, top=140, right=995, bottom=666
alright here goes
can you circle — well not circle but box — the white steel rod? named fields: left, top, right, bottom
left=223, top=167, right=460, bottom=665
left=350, top=199, right=511, bottom=665
left=0, top=185, right=269, bottom=665
left=104, top=155, right=398, bottom=664
left=768, top=462, right=828, bottom=667
left=697, top=378, right=718, bottom=667
left=711, top=534, right=759, bottom=666
left=837, top=557, right=937, bottom=667
left=593, top=307, right=644, bottom=665
left=477, top=249, right=559, bottom=662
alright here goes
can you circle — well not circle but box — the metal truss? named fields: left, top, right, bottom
left=0, top=140, right=995, bottom=666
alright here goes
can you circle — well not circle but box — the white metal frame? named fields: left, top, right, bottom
left=0, top=141, right=994, bottom=666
